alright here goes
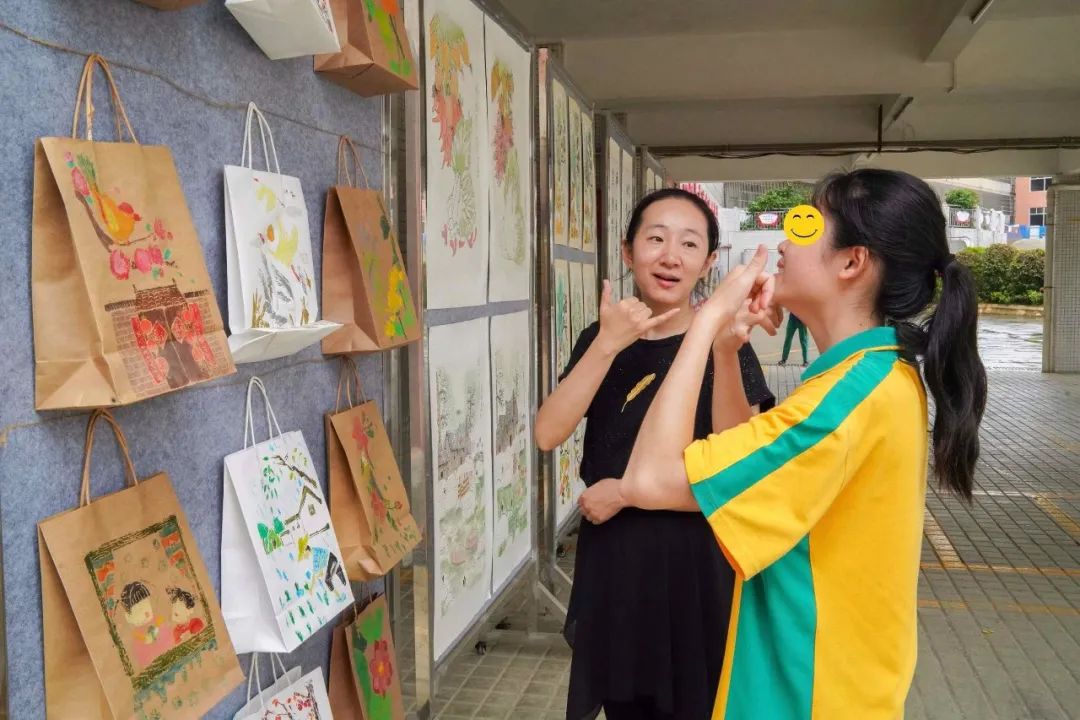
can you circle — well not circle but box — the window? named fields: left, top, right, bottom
left=1030, top=177, right=1052, bottom=192
left=1029, top=207, right=1046, bottom=226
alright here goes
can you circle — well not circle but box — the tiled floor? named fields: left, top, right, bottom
left=398, top=365, right=1080, bottom=719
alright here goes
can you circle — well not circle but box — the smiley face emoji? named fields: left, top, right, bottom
left=783, top=205, right=825, bottom=246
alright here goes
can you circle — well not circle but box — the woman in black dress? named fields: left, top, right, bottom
left=535, top=188, right=775, bottom=720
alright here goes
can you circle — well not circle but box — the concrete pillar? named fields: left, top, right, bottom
left=1043, top=174, right=1080, bottom=373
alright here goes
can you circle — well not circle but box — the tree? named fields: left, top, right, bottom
left=944, top=188, right=979, bottom=209
left=746, top=185, right=811, bottom=213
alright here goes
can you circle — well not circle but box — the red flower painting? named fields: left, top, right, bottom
left=368, top=639, right=394, bottom=696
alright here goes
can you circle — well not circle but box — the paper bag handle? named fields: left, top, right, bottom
left=80, top=409, right=139, bottom=507
left=244, top=653, right=290, bottom=703
left=71, top=54, right=138, bottom=143
left=336, top=135, right=371, bottom=189
left=240, top=102, right=281, bottom=175
left=244, top=376, right=284, bottom=449
left=334, top=356, right=369, bottom=412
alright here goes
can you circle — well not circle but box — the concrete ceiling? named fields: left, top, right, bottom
left=496, top=0, right=1080, bottom=179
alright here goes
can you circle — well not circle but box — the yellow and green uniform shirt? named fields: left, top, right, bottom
left=685, top=326, right=927, bottom=720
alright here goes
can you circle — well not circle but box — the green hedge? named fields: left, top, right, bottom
left=955, top=245, right=1045, bottom=305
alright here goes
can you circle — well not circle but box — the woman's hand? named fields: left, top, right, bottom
left=595, top=280, right=679, bottom=355
left=579, top=477, right=626, bottom=524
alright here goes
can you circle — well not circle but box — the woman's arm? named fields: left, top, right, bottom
left=534, top=280, right=679, bottom=451
left=534, top=340, right=616, bottom=451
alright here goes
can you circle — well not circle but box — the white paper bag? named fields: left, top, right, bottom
left=234, top=654, right=303, bottom=720
left=222, top=377, right=354, bottom=653
left=225, top=0, right=341, bottom=60
left=244, top=666, right=334, bottom=720
left=224, top=103, right=340, bottom=363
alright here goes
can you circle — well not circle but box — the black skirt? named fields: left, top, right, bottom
left=564, top=508, right=734, bottom=720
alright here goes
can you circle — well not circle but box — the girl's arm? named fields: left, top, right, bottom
left=619, top=249, right=773, bottom=510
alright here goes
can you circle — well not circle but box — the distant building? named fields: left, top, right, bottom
left=1013, top=176, right=1051, bottom=227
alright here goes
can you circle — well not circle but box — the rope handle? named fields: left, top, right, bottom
left=71, top=54, right=138, bottom=143
left=80, top=409, right=139, bottom=507
left=336, top=135, right=370, bottom=189
left=334, top=356, right=369, bottom=412
left=244, top=376, right=284, bottom=449
left=240, top=102, right=281, bottom=175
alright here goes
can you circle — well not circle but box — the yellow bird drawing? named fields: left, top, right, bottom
left=622, top=373, right=657, bottom=412
left=268, top=221, right=300, bottom=267
left=255, top=184, right=277, bottom=212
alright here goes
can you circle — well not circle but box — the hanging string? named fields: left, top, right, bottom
left=0, top=20, right=382, bottom=154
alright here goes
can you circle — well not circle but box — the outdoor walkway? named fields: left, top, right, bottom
left=399, top=355, right=1080, bottom=719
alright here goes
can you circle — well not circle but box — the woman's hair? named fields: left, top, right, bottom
left=624, top=188, right=720, bottom=255
left=813, top=169, right=987, bottom=500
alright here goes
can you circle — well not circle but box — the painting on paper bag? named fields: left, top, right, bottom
left=424, top=0, right=489, bottom=308
left=347, top=597, right=406, bottom=720
left=37, top=140, right=233, bottom=406
left=485, top=15, right=532, bottom=302
left=490, top=311, right=532, bottom=589
left=428, top=319, right=493, bottom=659
left=225, top=167, right=319, bottom=331
left=227, top=431, right=354, bottom=646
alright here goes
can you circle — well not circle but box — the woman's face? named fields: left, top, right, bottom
left=774, top=208, right=853, bottom=317
left=622, top=197, right=715, bottom=307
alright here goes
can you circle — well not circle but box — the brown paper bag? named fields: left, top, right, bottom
left=38, top=410, right=243, bottom=719
left=32, top=54, right=234, bottom=410
left=344, top=595, right=406, bottom=720
left=328, top=359, right=420, bottom=581
left=322, top=137, right=419, bottom=354
left=314, top=0, right=418, bottom=97
left=329, top=623, right=367, bottom=718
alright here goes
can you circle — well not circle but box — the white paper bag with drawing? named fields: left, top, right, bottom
left=233, top=654, right=302, bottom=720
left=224, top=103, right=339, bottom=363
left=222, top=377, right=354, bottom=653
left=225, top=0, right=341, bottom=60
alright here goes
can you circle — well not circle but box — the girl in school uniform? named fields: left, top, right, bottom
left=535, top=188, right=775, bottom=720
left=584, top=169, right=987, bottom=719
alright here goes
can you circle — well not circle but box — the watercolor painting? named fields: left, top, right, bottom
left=583, top=262, right=598, bottom=327
left=485, top=15, right=532, bottom=303
left=621, top=149, right=636, bottom=300
left=552, top=260, right=578, bottom=526
left=551, top=78, right=569, bottom=247
left=424, top=0, right=489, bottom=308
left=490, top=311, right=532, bottom=589
left=568, top=96, right=583, bottom=249
left=581, top=107, right=596, bottom=254
left=606, top=137, right=624, bottom=295
left=224, top=431, right=353, bottom=648
left=428, top=319, right=493, bottom=659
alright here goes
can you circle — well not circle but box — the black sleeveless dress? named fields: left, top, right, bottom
left=561, top=322, right=775, bottom=720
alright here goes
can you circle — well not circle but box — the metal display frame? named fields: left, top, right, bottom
left=535, top=50, right=602, bottom=620
left=401, top=1, right=545, bottom=716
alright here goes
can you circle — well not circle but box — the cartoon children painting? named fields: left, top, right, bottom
left=120, top=581, right=173, bottom=668
left=168, top=586, right=205, bottom=645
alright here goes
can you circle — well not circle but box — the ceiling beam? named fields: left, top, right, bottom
left=923, top=0, right=993, bottom=62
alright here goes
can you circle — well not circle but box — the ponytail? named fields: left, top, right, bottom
left=813, top=169, right=988, bottom=500
left=922, top=259, right=986, bottom=499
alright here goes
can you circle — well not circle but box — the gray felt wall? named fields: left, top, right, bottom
left=0, top=1, right=388, bottom=716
